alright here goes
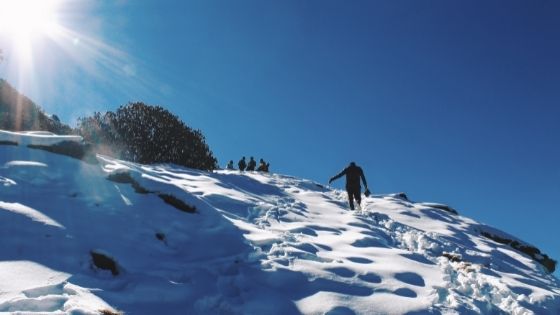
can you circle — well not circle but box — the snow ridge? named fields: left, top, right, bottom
left=1, top=131, right=559, bottom=315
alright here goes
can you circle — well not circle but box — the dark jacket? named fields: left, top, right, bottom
left=330, top=164, right=367, bottom=191
left=238, top=158, right=246, bottom=171
left=247, top=158, right=256, bottom=171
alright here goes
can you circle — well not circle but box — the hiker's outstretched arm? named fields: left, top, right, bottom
left=329, top=169, right=346, bottom=183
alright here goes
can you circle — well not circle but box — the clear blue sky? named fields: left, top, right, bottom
left=1, top=1, right=559, bottom=276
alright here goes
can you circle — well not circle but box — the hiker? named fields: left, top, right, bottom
left=226, top=160, right=235, bottom=170
left=257, top=158, right=270, bottom=172
left=238, top=156, right=247, bottom=171
left=329, top=162, right=369, bottom=210
left=246, top=156, right=256, bottom=171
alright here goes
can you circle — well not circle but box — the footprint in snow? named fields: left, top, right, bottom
left=393, top=288, right=418, bottom=298
left=351, top=237, right=389, bottom=248
left=358, top=272, right=382, bottom=284
left=308, top=278, right=373, bottom=297
left=325, top=267, right=356, bottom=278
left=393, top=287, right=418, bottom=298
left=347, top=257, right=374, bottom=264
left=394, top=272, right=425, bottom=287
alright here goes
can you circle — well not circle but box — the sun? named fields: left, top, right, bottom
left=0, top=0, right=63, bottom=66
left=0, top=0, right=138, bottom=104
left=0, top=0, right=62, bottom=42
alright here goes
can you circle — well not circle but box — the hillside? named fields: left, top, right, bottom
left=0, top=79, right=72, bottom=134
left=0, top=130, right=559, bottom=315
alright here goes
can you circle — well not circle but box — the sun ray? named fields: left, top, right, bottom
left=0, top=0, right=171, bottom=125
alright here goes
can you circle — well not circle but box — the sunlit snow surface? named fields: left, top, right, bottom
left=0, top=131, right=559, bottom=314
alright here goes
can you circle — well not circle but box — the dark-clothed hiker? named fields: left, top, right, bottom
left=226, top=160, right=235, bottom=170
left=329, top=162, right=368, bottom=210
left=257, top=159, right=270, bottom=172
left=238, top=157, right=247, bottom=171
left=246, top=157, right=256, bottom=171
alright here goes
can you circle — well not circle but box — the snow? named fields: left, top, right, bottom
left=0, top=130, right=82, bottom=146
left=0, top=201, right=64, bottom=228
left=1, top=130, right=559, bottom=315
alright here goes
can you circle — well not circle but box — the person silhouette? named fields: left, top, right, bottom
left=329, top=162, right=368, bottom=210
left=238, top=157, right=246, bottom=171
left=226, top=160, right=235, bottom=170
left=257, top=158, right=270, bottom=172
left=246, top=156, right=256, bottom=171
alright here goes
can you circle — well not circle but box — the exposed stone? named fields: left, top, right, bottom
left=106, top=172, right=151, bottom=194
left=481, top=231, right=556, bottom=273
left=158, top=194, right=196, bottom=213
left=420, top=203, right=458, bottom=215
left=90, top=251, right=119, bottom=276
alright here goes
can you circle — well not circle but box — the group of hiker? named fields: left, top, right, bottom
left=226, top=156, right=270, bottom=172
left=225, top=156, right=369, bottom=211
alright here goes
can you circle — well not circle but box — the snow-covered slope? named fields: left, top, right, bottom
left=1, top=130, right=559, bottom=315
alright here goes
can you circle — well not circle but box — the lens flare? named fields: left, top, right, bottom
left=0, top=0, right=61, bottom=39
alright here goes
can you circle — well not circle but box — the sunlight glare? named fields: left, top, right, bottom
left=0, top=0, right=147, bottom=106
left=0, top=0, right=62, bottom=40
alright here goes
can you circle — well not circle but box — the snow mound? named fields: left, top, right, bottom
left=1, top=130, right=559, bottom=315
left=0, top=130, right=82, bottom=146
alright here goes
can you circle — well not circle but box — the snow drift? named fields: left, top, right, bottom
left=1, top=130, right=559, bottom=315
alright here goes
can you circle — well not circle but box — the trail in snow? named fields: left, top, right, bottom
left=0, top=130, right=559, bottom=315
